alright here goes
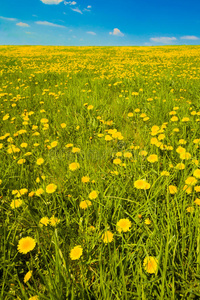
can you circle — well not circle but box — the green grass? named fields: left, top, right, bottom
left=0, top=45, right=200, bottom=299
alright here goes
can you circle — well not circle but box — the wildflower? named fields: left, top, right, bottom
left=81, top=176, right=90, bottom=183
left=17, top=159, right=26, bottom=164
left=185, top=176, right=197, bottom=186
left=39, top=217, right=49, bottom=226
left=28, top=191, right=35, bottom=197
left=36, top=158, right=44, bottom=165
left=116, top=219, right=131, bottom=233
left=35, top=188, right=44, bottom=196
left=65, top=143, right=73, bottom=148
left=102, top=231, right=114, bottom=243
left=29, top=296, right=38, bottom=300
left=195, top=186, right=200, bottom=192
left=169, top=185, right=177, bottom=194
left=17, top=237, right=36, bottom=254
left=87, top=105, right=94, bottom=110
left=147, top=154, right=158, bottom=163
left=89, top=190, right=98, bottom=199
left=175, top=163, right=185, bottom=170
left=70, top=245, right=83, bottom=260
left=116, top=152, right=122, bottom=157
left=161, top=171, right=170, bottom=176
left=128, top=112, right=133, bottom=117
left=10, top=199, right=23, bottom=209
left=72, top=147, right=81, bottom=153
left=143, top=256, right=158, bottom=274
left=50, top=216, right=60, bottom=226
left=20, top=143, right=28, bottom=148
left=46, top=183, right=57, bottom=194
left=194, top=169, right=200, bottom=179
left=105, top=135, right=113, bottom=141
left=139, top=151, right=148, bottom=156
left=186, top=207, right=194, bottom=213
left=61, top=123, right=66, bottom=128
left=134, top=180, right=150, bottom=190
left=113, top=158, right=121, bottom=165
left=124, top=152, right=132, bottom=158
left=51, top=141, right=58, bottom=148
left=144, top=218, right=151, bottom=225
left=194, top=198, right=200, bottom=205
left=80, top=200, right=92, bottom=209
left=24, top=271, right=32, bottom=283
left=180, top=152, right=191, bottom=160
left=69, top=162, right=80, bottom=171
left=183, top=185, right=192, bottom=194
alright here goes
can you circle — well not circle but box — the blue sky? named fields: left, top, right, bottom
left=0, top=0, right=200, bottom=46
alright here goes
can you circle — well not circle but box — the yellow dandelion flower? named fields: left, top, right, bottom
left=186, top=207, right=194, bottom=213
left=87, top=105, right=94, bottom=110
left=36, top=158, right=44, bottom=165
left=113, top=158, right=121, bottom=165
left=183, top=185, right=192, bottom=194
left=46, top=183, right=57, bottom=194
left=194, top=169, right=200, bottom=179
left=35, top=188, right=44, bottom=196
left=175, top=163, right=185, bottom=170
left=128, top=112, right=133, bottom=117
left=80, top=200, right=92, bottom=209
left=144, top=218, right=151, bottom=225
left=10, top=199, right=23, bottom=209
left=72, top=147, right=81, bottom=153
left=180, top=152, right=191, bottom=160
left=69, top=162, right=80, bottom=171
left=20, top=143, right=28, bottom=148
left=24, top=271, right=33, bottom=283
left=89, top=190, right=98, bottom=199
left=169, top=185, right=177, bottom=194
left=17, top=159, right=26, bottom=164
left=143, top=256, right=158, bottom=274
left=81, top=176, right=90, bottom=183
left=65, top=143, right=73, bottom=148
left=161, top=171, right=170, bottom=176
left=29, top=296, right=38, bottom=300
left=124, top=152, right=132, bottom=158
left=50, top=216, right=60, bottom=226
left=102, top=231, right=114, bottom=243
left=61, top=123, right=66, bottom=128
left=134, top=180, right=150, bottom=190
left=116, top=218, right=131, bottom=233
left=70, top=245, right=83, bottom=260
left=51, top=141, right=58, bottom=148
left=39, top=217, right=49, bottom=226
left=147, top=154, right=158, bottom=163
left=194, top=198, right=200, bottom=205
left=17, top=237, right=36, bottom=254
left=185, top=176, right=197, bottom=186
left=194, top=186, right=200, bottom=192
left=105, top=135, right=113, bottom=141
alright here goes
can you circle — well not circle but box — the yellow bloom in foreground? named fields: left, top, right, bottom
left=17, top=237, right=36, bottom=254
left=180, top=152, right=191, bottom=160
left=17, top=159, right=26, bottom=164
left=24, top=270, right=33, bottom=283
left=195, top=186, right=200, bottom=192
left=102, top=231, right=114, bottom=243
left=144, top=218, right=151, bottom=225
left=134, top=180, right=150, bottom=190
left=117, top=219, right=131, bottom=233
left=194, top=169, right=200, bottom=179
left=80, top=200, right=92, bottom=209
left=50, top=216, right=60, bottom=226
left=194, top=198, right=200, bottom=205
left=143, top=256, right=158, bottom=274
left=175, top=163, right=185, bottom=170
left=10, top=199, right=23, bottom=209
left=186, top=207, right=194, bottom=213
left=169, top=185, right=177, bottom=194
left=61, top=123, right=66, bottom=128
left=69, top=162, right=80, bottom=171
left=161, top=171, right=170, bottom=176
left=185, top=176, right=197, bottom=186
left=147, top=154, right=158, bottom=163
left=70, top=245, right=83, bottom=260
left=89, top=190, right=98, bottom=199
left=46, top=183, right=57, bottom=194
left=36, top=158, right=44, bottom=165
left=35, top=188, right=44, bottom=196
left=113, top=158, right=121, bottom=165
left=51, top=141, right=58, bottom=148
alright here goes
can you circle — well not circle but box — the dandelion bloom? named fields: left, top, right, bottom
left=29, top=296, right=38, bottom=300
left=195, top=186, right=200, bottom=192
left=186, top=206, right=194, bottom=213
left=147, top=154, right=158, bottom=163
left=145, top=218, right=151, bottom=225
left=46, top=183, right=57, bottom=194
left=51, top=141, right=58, bottom=148
left=35, top=188, right=44, bottom=196
left=194, top=169, right=200, bottom=179
left=194, top=198, right=200, bottom=205
left=70, top=245, right=83, bottom=260
left=69, top=162, right=80, bottom=171
left=36, top=158, right=44, bottom=165
left=17, top=159, right=26, bottom=164
left=17, top=237, right=36, bottom=254
left=87, top=105, right=94, bottom=110
left=180, top=152, right=191, bottom=160
left=183, top=185, right=192, bottom=194
left=24, top=270, right=33, bottom=283
left=105, top=135, right=113, bottom=141
left=89, top=190, right=98, bottom=199
left=61, top=123, right=66, bottom=128
left=143, top=256, right=158, bottom=274
left=10, top=199, right=23, bottom=209
left=169, top=185, right=177, bottom=194
left=117, top=219, right=131, bottom=233
left=113, top=158, right=121, bottom=165
left=80, top=200, right=92, bottom=209
left=185, top=176, right=197, bottom=186
left=134, top=180, right=150, bottom=190
left=81, top=176, right=90, bottom=183
left=39, top=217, right=49, bottom=226
left=72, top=147, right=81, bottom=153
left=102, top=231, right=114, bottom=243
left=161, top=171, right=170, bottom=176
left=49, top=216, right=60, bottom=226
left=175, top=163, right=185, bottom=170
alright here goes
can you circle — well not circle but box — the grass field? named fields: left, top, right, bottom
left=1, top=45, right=200, bottom=299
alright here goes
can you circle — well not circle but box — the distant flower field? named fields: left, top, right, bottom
left=1, top=45, right=200, bottom=299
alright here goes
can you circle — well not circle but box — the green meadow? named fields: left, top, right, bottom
left=1, top=45, right=200, bottom=299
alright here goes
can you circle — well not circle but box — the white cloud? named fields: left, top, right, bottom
left=0, top=16, right=17, bottom=21
left=40, top=0, right=64, bottom=4
left=87, top=31, right=96, bottom=35
left=87, top=5, right=91, bottom=8
left=109, top=28, right=124, bottom=37
left=150, top=37, right=177, bottom=43
left=35, top=21, right=66, bottom=28
left=64, top=1, right=76, bottom=5
left=16, top=22, right=30, bottom=27
left=180, top=35, right=199, bottom=40
left=71, top=7, right=83, bottom=14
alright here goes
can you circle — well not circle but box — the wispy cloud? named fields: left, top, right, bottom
left=35, top=21, right=66, bottom=28
left=87, top=31, right=96, bottom=35
left=71, top=7, right=83, bottom=14
left=150, top=37, right=177, bottom=43
left=180, top=35, right=199, bottom=40
left=109, top=28, right=124, bottom=37
left=16, top=22, right=30, bottom=27
left=0, top=16, right=17, bottom=21
left=40, top=0, right=64, bottom=4
left=64, top=1, right=76, bottom=5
